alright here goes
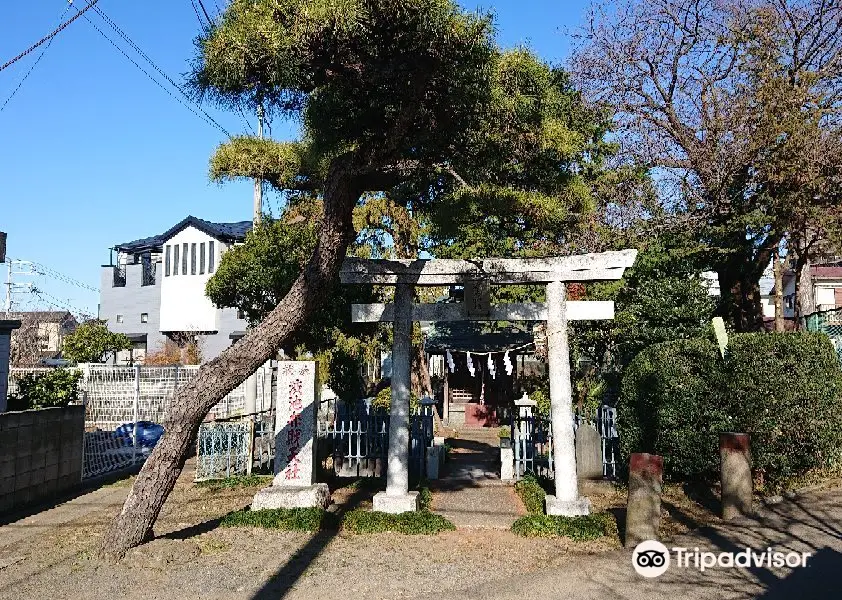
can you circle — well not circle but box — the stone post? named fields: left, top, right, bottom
left=625, top=453, right=663, bottom=547
left=0, top=320, right=21, bottom=413
left=544, top=281, right=590, bottom=516
left=373, top=283, right=419, bottom=513
left=575, top=423, right=604, bottom=480
left=244, top=372, right=258, bottom=416
left=251, top=360, right=330, bottom=510
left=720, top=433, right=752, bottom=520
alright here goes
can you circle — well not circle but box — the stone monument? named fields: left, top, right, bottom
left=252, top=361, right=330, bottom=510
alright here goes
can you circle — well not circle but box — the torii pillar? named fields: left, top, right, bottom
left=341, top=250, right=637, bottom=515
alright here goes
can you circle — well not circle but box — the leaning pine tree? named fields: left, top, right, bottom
left=98, top=0, right=497, bottom=559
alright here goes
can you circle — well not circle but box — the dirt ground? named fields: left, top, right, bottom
left=0, top=463, right=722, bottom=600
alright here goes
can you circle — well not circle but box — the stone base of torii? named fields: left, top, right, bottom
left=341, top=251, right=638, bottom=516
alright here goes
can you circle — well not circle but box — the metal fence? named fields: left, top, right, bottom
left=318, top=402, right=435, bottom=478
left=511, top=405, right=620, bottom=480
left=194, top=409, right=277, bottom=481
left=7, top=363, right=274, bottom=479
left=805, top=307, right=842, bottom=364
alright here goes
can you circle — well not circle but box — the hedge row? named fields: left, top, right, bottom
left=619, top=333, right=842, bottom=491
left=222, top=507, right=455, bottom=534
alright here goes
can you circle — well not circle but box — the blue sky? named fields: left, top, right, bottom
left=0, top=0, right=591, bottom=317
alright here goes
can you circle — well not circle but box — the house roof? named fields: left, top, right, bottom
left=811, top=266, right=842, bottom=278
left=7, top=310, right=76, bottom=324
left=114, top=216, right=252, bottom=253
left=426, top=321, right=534, bottom=353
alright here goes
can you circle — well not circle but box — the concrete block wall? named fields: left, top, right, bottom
left=0, top=405, right=85, bottom=514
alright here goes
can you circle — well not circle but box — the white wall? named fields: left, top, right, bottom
left=159, top=226, right=225, bottom=332
left=814, top=279, right=842, bottom=311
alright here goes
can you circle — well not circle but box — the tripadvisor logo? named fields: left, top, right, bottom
left=632, top=541, right=812, bottom=578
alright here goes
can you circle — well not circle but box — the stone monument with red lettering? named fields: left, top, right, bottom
left=252, top=360, right=330, bottom=509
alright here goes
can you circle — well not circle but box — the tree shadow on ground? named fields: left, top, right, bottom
left=248, top=483, right=373, bottom=600
left=756, top=546, right=842, bottom=599
left=680, top=481, right=720, bottom=515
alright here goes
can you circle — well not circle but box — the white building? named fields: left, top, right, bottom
left=99, top=216, right=251, bottom=363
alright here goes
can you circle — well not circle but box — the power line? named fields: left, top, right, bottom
left=29, top=261, right=99, bottom=293
left=0, top=0, right=101, bottom=73
left=1, top=2, right=73, bottom=113
left=76, top=7, right=231, bottom=136
left=89, top=5, right=232, bottom=135
left=196, top=0, right=214, bottom=25
left=189, top=0, right=206, bottom=29
left=32, top=289, right=94, bottom=319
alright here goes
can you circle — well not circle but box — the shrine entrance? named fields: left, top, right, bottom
left=425, top=322, right=533, bottom=428
left=340, top=250, right=637, bottom=516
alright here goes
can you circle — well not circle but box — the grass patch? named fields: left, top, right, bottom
left=197, top=537, right=231, bottom=554
left=342, top=509, right=455, bottom=535
left=196, top=475, right=273, bottom=491
left=221, top=507, right=336, bottom=531
left=514, top=474, right=550, bottom=515
left=511, top=512, right=616, bottom=540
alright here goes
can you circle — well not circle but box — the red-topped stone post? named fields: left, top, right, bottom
left=625, top=453, right=663, bottom=547
left=720, top=432, right=752, bottom=520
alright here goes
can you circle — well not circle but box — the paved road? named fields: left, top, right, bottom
left=430, top=486, right=842, bottom=600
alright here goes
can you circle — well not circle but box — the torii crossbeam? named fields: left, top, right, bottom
left=340, top=250, right=637, bottom=516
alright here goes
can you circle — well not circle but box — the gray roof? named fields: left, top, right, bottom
left=114, top=216, right=252, bottom=253
left=426, top=321, right=534, bottom=353
left=7, top=310, right=76, bottom=323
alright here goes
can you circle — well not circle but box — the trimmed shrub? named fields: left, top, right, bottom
left=342, top=509, right=455, bottom=534
left=221, top=508, right=335, bottom=531
left=7, top=368, right=82, bottom=411
left=618, top=339, right=728, bottom=480
left=514, top=475, right=547, bottom=515
left=618, top=333, right=842, bottom=491
left=726, top=333, right=842, bottom=490
left=511, top=512, right=615, bottom=540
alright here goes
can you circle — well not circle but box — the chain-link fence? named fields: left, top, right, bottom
left=805, top=307, right=842, bottom=364
left=7, top=363, right=275, bottom=480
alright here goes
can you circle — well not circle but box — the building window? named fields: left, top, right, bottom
left=141, top=313, right=148, bottom=324
left=208, top=241, right=215, bottom=273
left=116, top=314, right=124, bottom=324
left=199, top=243, right=206, bottom=275
left=191, top=243, right=197, bottom=275
left=173, top=244, right=180, bottom=276
left=165, top=245, right=171, bottom=277
left=182, top=242, right=188, bottom=275
left=237, top=309, right=245, bottom=320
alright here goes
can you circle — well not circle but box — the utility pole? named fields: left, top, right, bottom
left=4, top=258, right=36, bottom=314
left=4, top=258, right=11, bottom=314
left=253, top=103, right=265, bottom=225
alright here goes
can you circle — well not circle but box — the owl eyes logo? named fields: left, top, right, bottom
left=636, top=549, right=666, bottom=568
left=632, top=540, right=671, bottom=577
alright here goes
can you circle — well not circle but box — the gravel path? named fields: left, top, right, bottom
left=430, top=429, right=525, bottom=529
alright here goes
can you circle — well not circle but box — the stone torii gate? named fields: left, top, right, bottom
left=340, top=250, right=637, bottom=515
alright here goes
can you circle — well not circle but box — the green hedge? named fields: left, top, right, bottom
left=221, top=508, right=335, bottom=531
left=618, top=333, right=842, bottom=491
left=727, top=334, right=842, bottom=487
left=7, top=368, right=82, bottom=411
left=342, top=509, right=455, bottom=534
left=511, top=512, right=615, bottom=540
left=514, top=475, right=548, bottom=515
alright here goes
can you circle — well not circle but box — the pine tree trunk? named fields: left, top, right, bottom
left=99, top=158, right=364, bottom=560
